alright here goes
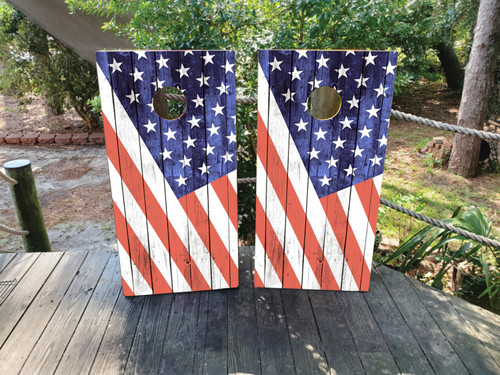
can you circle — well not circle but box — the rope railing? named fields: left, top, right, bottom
left=0, top=170, right=17, bottom=185
left=0, top=223, right=28, bottom=236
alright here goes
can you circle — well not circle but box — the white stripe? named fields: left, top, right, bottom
left=116, top=241, right=148, bottom=295
left=97, top=64, right=213, bottom=291
left=257, top=235, right=282, bottom=288
left=227, top=170, right=238, bottom=276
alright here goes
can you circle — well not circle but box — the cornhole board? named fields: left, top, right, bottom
left=96, top=50, right=238, bottom=296
left=255, top=50, right=397, bottom=291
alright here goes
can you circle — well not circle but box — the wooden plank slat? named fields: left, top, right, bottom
left=0, top=253, right=16, bottom=273
left=0, top=252, right=60, bottom=347
left=376, top=265, right=468, bottom=374
left=0, top=252, right=88, bottom=374
left=309, top=291, right=365, bottom=374
left=227, top=247, right=261, bottom=374
left=408, top=276, right=500, bottom=374
left=22, top=251, right=112, bottom=375
left=54, top=253, right=122, bottom=375
left=364, top=268, right=436, bottom=374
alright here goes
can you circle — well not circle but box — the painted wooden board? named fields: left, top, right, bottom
left=255, top=50, right=397, bottom=290
left=96, top=50, right=238, bottom=295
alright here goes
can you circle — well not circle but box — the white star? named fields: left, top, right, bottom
left=213, top=103, right=225, bottom=116
left=340, top=116, right=353, bottom=130
left=135, top=51, right=147, bottom=60
left=207, top=123, right=220, bottom=136
left=314, top=127, right=327, bottom=140
left=109, top=58, right=122, bottom=73
left=226, top=131, right=236, bottom=144
left=176, top=64, right=190, bottom=78
left=370, top=154, right=382, bottom=166
left=367, top=105, right=380, bottom=118
left=383, top=61, right=396, bottom=75
left=192, top=94, right=204, bottom=108
left=179, top=155, right=192, bottom=168
left=344, top=164, right=357, bottom=176
left=289, top=67, right=302, bottom=81
left=326, top=156, right=338, bottom=168
left=282, top=88, right=296, bottom=102
left=354, top=74, right=369, bottom=88
left=374, top=84, right=389, bottom=98
left=203, top=51, right=215, bottom=65
left=319, top=175, right=332, bottom=187
left=359, top=125, right=372, bottom=138
left=301, top=102, right=308, bottom=112
left=378, top=135, right=388, bottom=148
left=196, top=73, right=210, bottom=87
left=216, top=82, right=229, bottom=95
left=184, top=135, right=196, bottom=148
left=221, top=60, right=234, bottom=74
left=316, top=54, right=329, bottom=69
left=184, top=51, right=194, bottom=56
left=125, top=90, right=139, bottom=104
left=364, top=51, right=377, bottom=66
left=308, top=147, right=320, bottom=160
left=296, top=50, right=308, bottom=59
left=175, top=174, right=187, bottom=187
left=143, top=119, right=156, bottom=133
left=188, top=115, right=201, bottom=128
left=164, top=127, right=176, bottom=140
left=345, top=50, right=356, bottom=56
left=198, top=163, right=210, bottom=175
left=203, top=142, right=215, bottom=156
left=160, top=148, right=172, bottom=161
left=156, top=55, right=169, bottom=69
left=347, top=95, right=359, bottom=109
left=308, top=78, right=322, bottom=89
left=151, top=80, right=165, bottom=90
left=222, top=151, right=234, bottom=163
left=129, top=68, right=144, bottom=82
left=147, top=101, right=154, bottom=112
left=333, top=136, right=345, bottom=149
left=352, top=145, right=364, bottom=158
left=295, top=119, right=308, bottom=132
left=335, top=64, right=350, bottom=78
left=269, top=57, right=283, bottom=71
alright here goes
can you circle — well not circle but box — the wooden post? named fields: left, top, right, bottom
left=3, top=159, right=51, bottom=252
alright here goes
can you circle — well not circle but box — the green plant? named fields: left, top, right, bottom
left=384, top=206, right=499, bottom=309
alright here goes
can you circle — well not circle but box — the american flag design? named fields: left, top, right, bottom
left=255, top=50, right=397, bottom=291
left=96, top=50, right=238, bottom=296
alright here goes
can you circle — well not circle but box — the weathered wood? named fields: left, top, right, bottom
left=3, top=159, right=51, bottom=252
left=227, top=247, right=261, bottom=375
left=0, top=253, right=17, bottom=273
left=0, top=252, right=87, bottom=375
left=22, top=251, right=113, bottom=375
left=54, top=254, right=122, bottom=375
left=309, top=291, right=365, bottom=374
left=124, top=294, right=173, bottom=374
left=376, top=265, right=468, bottom=374
left=0, top=252, right=59, bottom=346
left=364, top=268, right=435, bottom=374
left=408, top=276, right=500, bottom=374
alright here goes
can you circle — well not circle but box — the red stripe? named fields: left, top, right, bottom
left=254, top=269, right=265, bottom=288
left=104, top=113, right=209, bottom=292
left=257, top=112, right=339, bottom=290
left=121, top=277, right=134, bottom=297
left=256, top=197, right=301, bottom=288
left=211, top=174, right=238, bottom=231
left=354, top=178, right=379, bottom=234
left=180, top=191, right=234, bottom=288
left=227, top=178, right=238, bottom=288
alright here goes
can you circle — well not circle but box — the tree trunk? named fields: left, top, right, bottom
left=435, top=41, right=464, bottom=91
left=448, top=0, right=500, bottom=177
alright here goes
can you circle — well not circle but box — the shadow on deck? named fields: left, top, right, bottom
left=0, top=247, right=499, bottom=374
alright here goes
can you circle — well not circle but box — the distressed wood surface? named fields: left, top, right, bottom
left=96, top=50, right=238, bottom=295
left=1, top=249, right=499, bottom=375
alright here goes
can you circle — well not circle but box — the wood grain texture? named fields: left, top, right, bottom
left=0, top=253, right=16, bottom=273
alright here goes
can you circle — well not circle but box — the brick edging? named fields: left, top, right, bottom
left=0, top=132, right=105, bottom=146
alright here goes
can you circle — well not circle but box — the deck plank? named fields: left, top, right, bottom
left=0, top=253, right=17, bottom=273
left=0, top=252, right=60, bottom=347
left=54, top=253, right=121, bottom=375
left=364, top=268, right=436, bottom=374
left=376, top=265, right=469, bottom=374
left=22, top=251, right=112, bottom=375
left=0, top=252, right=87, bottom=375
left=408, top=276, right=500, bottom=374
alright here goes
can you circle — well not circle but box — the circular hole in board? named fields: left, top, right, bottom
left=307, top=86, right=342, bottom=120
left=153, top=86, right=187, bottom=120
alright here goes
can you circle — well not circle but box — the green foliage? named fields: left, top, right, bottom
left=383, top=206, right=499, bottom=310
left=0, top=1, right=100, bottom=128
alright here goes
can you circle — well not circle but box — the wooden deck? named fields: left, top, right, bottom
left=0, top=248, right=499, bottom=375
